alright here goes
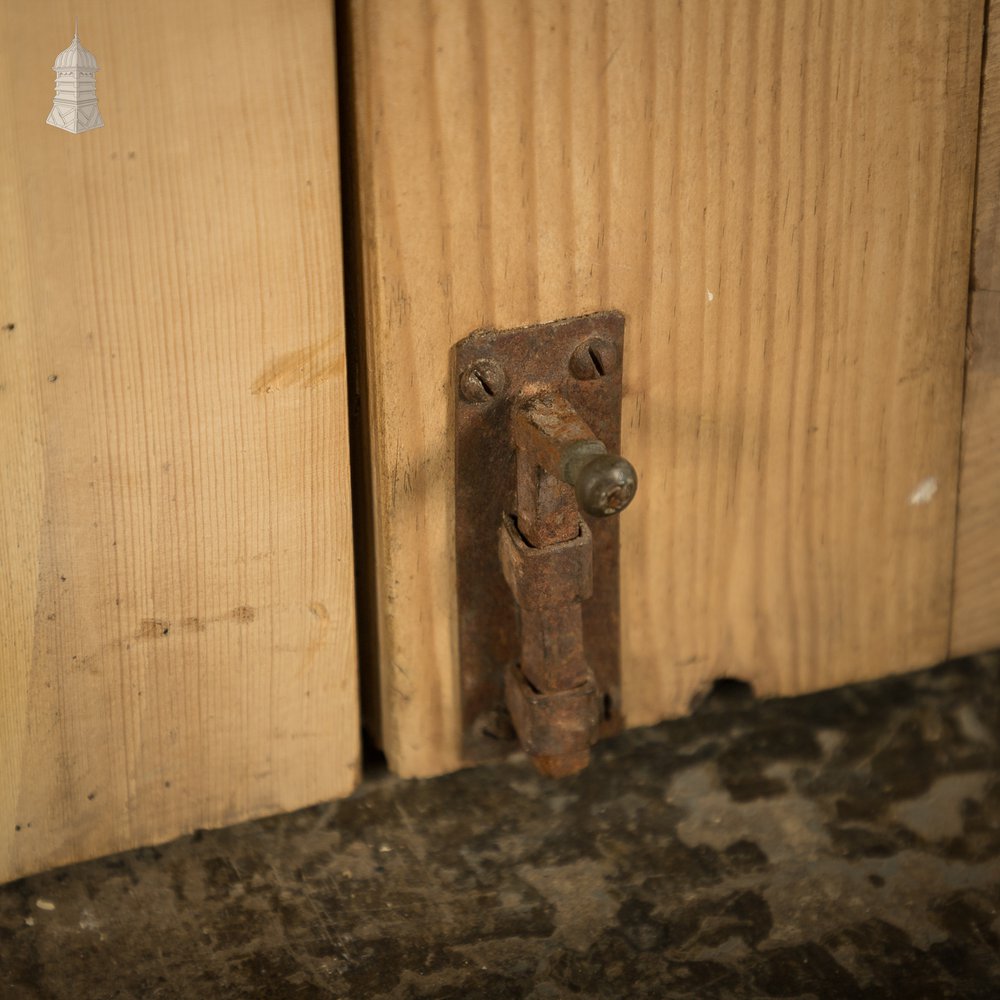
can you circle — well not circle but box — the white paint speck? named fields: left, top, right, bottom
left=378, top=844, right=392, bottom=853
left=24, top=916, right=34, bottom=927
left=706, top=289, right=715, bottom=303
left=35, top=898, right=55, bottom=911
left=78, top=908, right=100, bottom=931
left=908, top=477, right=938, bottom=506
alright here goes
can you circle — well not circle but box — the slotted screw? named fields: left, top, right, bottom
left=569, top=338, right=618, bottom=380
left=459, top=358, right=507, bottom=404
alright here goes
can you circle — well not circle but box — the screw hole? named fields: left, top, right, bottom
left=602, top=693, right=613, bottom=721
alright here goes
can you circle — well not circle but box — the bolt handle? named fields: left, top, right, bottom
left=517, top=397, right=639, bottom=525
left=570, top=453, right=638, bottom=518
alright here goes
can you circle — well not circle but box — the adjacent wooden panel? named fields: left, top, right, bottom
left=0, top=0, right=359, bottom=883
left=952, top=1, right=1000, bottom=657
left=349, top=0, right=983, bottom=777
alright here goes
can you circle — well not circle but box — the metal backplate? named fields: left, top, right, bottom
left=454, top=310, right=625, bottom=764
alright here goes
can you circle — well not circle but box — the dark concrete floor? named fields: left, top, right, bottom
left=2, top=657, right=1000, bottom=999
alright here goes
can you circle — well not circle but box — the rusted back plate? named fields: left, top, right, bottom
left=454, top=310, right=625, bottom=764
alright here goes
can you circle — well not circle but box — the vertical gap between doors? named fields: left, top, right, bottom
left=947, top=0, right=993, bottom=658
left=334, top=0, right=386, bottom=763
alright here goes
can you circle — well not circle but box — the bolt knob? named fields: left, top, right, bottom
left=573, top=454, right=638, bottom=517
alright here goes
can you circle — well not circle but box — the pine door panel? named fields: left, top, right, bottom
left=0, top=0, right=359, bottom=883
left=347, top=0, right=984, bottom=776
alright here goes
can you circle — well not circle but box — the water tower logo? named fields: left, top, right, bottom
left=46, top=21, right=104, bottom=134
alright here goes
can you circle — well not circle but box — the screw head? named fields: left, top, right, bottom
left=569, top=338, right=618, bottom=380
left=459, top=358, right=506, bottom=404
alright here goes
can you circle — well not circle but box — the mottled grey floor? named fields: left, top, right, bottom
left=2, top=657, right=1000, bottom=999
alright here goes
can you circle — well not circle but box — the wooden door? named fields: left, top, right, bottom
left=345, top=0, right=987, bottom=777
left=0, top=0, right=358, bottom=883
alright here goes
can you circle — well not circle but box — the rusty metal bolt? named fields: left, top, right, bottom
left=569, top=338, right=618, bottom=380
left=459, top=358, right=507, bottom=403
left=573, top=454, right=638, bottom=517
left=533, top=751, right=592, bottom=778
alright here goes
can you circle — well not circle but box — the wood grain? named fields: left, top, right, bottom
left=972, top=1, right=1000, bottom=296
left=348, top=0, right=984, bottom=777
left=0, top=0, right=359, bottom=883
left=952, top=0, right=1000, bottom=657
